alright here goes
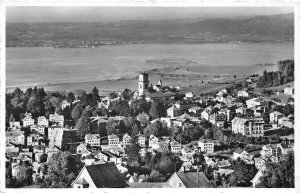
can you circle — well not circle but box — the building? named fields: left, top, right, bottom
left=201, top=109, right=211, bottom=121
left=149, top=135, right=160, bottom=150
left=9, top=121, right=21, bottom=129
left=188, top=106, right=203, bottom=117
left=61, top=100, right=71, bottom=110
left=170, top=140, right=181, bottom=154
left=260, top=144, right=280, bottom=159
left=85, top=134, right=100, bottom=147
left=138, top=73, right=149, bottom=96
left=231, top=117, right=264, bottom=137
left=6, top=131, right=25, bottom=145
left=137, top=133, right=145, bottom=147
left=38, top=116, right=49, bottom=127
left=246, top=98, right=268, bottom=109
left=167, top=106, right=184, bottom=118
left=284, top=86, right=294, bottom=96
left=108, top=134, right=119, bottom=147
left=269, top=111, right=284, bottom=124
left=233, top=148, right=247, bottom=160
left=72, top=163, right=127, bottom=188
left=251, top=168, right=264, bottom=187
left=237, top=90, right=249, bottom=97
left=77, top=143, right=88, bottom=155
left=49, top=113, right=64, bottom=126
left=48, top=130, right=64, bottom=149
left=48, top=126, right=64, bottom=136
left=166, top=172, right=209, bottom=188
left=198, top=139, right=214, bottom=153
left=23, top=113, right=35, bottom=127
left=122, top=133, right=132, bottom=146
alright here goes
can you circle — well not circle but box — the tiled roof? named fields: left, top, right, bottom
left=85, top=163, right=127, bottom=188
left=175, top=172, right=209, bottom=188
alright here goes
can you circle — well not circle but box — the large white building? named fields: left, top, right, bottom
left=108, top=134, right=120, bottom=148
left=231, top=117, right=265, bottom=137
left=269, top=111, right=284, bottom=124
left=85, top=133, right=100, bottom=147
left=6, top=131, right=25, bottom=145
left=38, top=116, right=49, bottom=127
left=49, top=113, right=64, bottom=126
left=198, top=139, right=214, bottom=153
left=23, top=113, right=34, bottom=127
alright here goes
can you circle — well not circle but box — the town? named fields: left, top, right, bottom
left=5, top=60, right=294, bottom=188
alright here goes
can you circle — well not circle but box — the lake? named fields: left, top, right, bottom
left=6, top=43, right=294, bottom=91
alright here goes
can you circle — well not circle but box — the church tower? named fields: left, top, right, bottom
left=138, top=73, right=149, bottom=96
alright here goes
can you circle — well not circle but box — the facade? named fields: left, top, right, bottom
left=231, top=117, right=264, bottom=137
left=167, top=106, right=184, bottom=118
left=237, top=90, right=249, bottom=97
left=108, top=134, right=120, bottom=147
left=246, top=98, right=268, bottom=109
left=6, top=131, right=25, bottom=145
left=137, top=133, right=145, bottom=147
left=284, top=86, right=294, bottom=95
left=198, top=139, right=214, bottom=153
left=48, top=130, right=64, bottom=149
left=37, top=116, right=49, bottom=127
left=166, top=172, right=209, bottom=188
left=23, top=114, right=34, bottom=127
left=269, top=111, right=284, bottom=124
left=122, top=133, right=132, bottom=146
left=149, top=135, right=160, bottom=150
left=138, top=73, right=149, bottom=96
left=85, top=134, right=100, bottom=147
left=170, top=140, right=181, bottom=153
left=201, top=110, right=211, bottom=121
left=49, top=113, right=64, bottom=126
left=260, top=145, right=280, bottom=159
left=61, top=100, right=71, bottom=110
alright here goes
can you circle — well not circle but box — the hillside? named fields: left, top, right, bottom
left=6, top=13, right=293, bottom=47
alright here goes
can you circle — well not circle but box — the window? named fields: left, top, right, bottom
left=178, top=183, right=182, bottom=187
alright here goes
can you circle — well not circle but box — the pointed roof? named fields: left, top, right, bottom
left=173, top=172, right=209, bottom=188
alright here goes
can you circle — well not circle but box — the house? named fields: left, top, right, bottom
left=137, top=133, right=145, bottom=147
left=170, top=140, right=181, bottom=154
left=204, top=156, right=216, bottom=167
left=166, top=171, right=209, bottom=188
left=10, top=121, right=21, bottom=129
left=72, top=163, right=127, bottom=188
left=36, top=126, right=46, bottom=135
left=83, top=155, right=96, bottom=166
left=108, top=134, right=119, bottom=148
left=269, top=111, right=284, bottom=124
left=37, top=116, right=49, bottom=127
left=216, top=160, right=231, bottom=168
left=201, top=109, right=211, bottom=121
left=185, top=92, right=194, bottom=98
left=85, top=134, right=100, bottom=147
left=198, top=139, right=214, bottom=154
left=231, top=117, right=264, bottom=137
left=48, top=126, right=64, bottom=136
left=233, top=148, right=246, bottom=160
left=254, top=158, right=266, bottom=170
left=61, top=100, right=71, bottom=110
left=260, top=144, right=280, bottom=159
left=277, top=143, right=293, bottom=155
left=167, top=106, right=184, bottom=118
left=97, top=151, right=122, bottom=165
left=6, top=131, right=25, bottom=145
left=246, top=98, right=268, bottom=109
left=251, top=168, right=264, bottom=187
left=149, top=135, right=160, bottom=150
left=235, top=106, right=247, bottom=115
left=128, top=173, right=146, bottom=183
left=284, top=86, right=294, bottom=96
left=49, top=113, right=64, bottom=126
left=23, top=113, right=35, bottom=127
left=122, top=133, right=132, bottom=146
left=27, top=136, right=39, bottom=146
left=188, top=106, right=203, bottom=117
left=237, top=90, right=249, bottom=97
left=77, top=143, right=88, bottom=155
left=6, top=143, right=20, bottom=155
left=209, top=113, right=226, bottom=126
left=48, top=130, right=64, bottom=149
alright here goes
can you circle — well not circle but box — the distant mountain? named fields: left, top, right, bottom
left=6, top=13, right=294, bottom=47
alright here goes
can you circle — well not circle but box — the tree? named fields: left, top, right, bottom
left=39, top=153, right=48, bottom=163
left=26, top=96, right=45, bottom=116
left=67, top=92, right=75, bottom=103
left=43, top=151, right=84, bottom=188
left=110, top=100, right=131, bottom=117
left=149, top=101, right=166, bottom=119
left=76, top=110, right=91, bottom=138
left=71, top=103, right=83, bottom=123
left=17, top=161, right=33, bottom=187
left=143, top=120, right=169, bottom=138
left=125, top=136, right=141, bottom=166
left=105, top=119, right=121, bottom=135
left=229, top=160, right=257, bottom=187
left=147, top=170, right=164, bottom=182
left=130, top=99, right=151, bottom=117
left=257, top=152, right=294, bottom=188
left=121, top=88, right=132, bottom=101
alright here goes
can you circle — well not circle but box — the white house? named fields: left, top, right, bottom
left=269, top=111, right=284, bottom=124
left=284, top=86, right=294, bottom=96
left=23, top=114, right=34, bottom=127
left=237, top=90, right=249, bottom=97
left=6, top=131, right=25, bottom=145
left=137, top=133, right=145, bottom=147
left=198, top=139, right=214, bottom=153
left=170, top=140, right=181, bottom=153
left=85, top=133, right=100, bottom=147
left=231, top=117, right=264, bottom=137
left=38, top=116, right=49, bottom=127
left=61, top=100, right=71, bottom=110
left=149, top=135, right=160, bottom=150
left=122, top=133, right=132, bottom=146
left=108, top=134, right=120, bottom=148
left=49, top=113, right=64, bottom=126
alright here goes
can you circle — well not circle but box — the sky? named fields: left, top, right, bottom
left=6, top=6, right=293, bottom=23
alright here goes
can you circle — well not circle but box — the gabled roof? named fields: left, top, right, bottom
left=234, top=148, right=245, bottom=154
left=173, top=172, right=209, bottom=188
left=84, top=163, right=127, bottom=188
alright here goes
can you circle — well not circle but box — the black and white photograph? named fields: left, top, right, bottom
left=1, top=3, right=296, bottom=190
